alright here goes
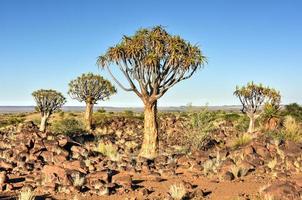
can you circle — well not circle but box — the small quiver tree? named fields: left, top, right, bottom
left=32, top=89, right=66, bottom=132
left=98, top=26, right=207, bottom=158
left=234, top=82, right=281, bottom=133
left=68, top=73, right=116, bottom=130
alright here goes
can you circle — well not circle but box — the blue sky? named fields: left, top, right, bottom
left=0, top=0, right=301, bottom=107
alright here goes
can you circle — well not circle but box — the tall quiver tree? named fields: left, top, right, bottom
left=234, top=82, right=281, bottom=133
left=98, top=26, right=207, bottom=158
left=32, top=89, right=66, bottom=132
left=68, top=73, right=116, bottom=130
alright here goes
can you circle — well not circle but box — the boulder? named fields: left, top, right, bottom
left=261, top=181, right=302, bottom=200
left=0, top=171, right=7, bottom=184
left=253, top=144, right=270, bottom=159
left=111, top=172, right=132, bottom=188
left=43, top=140, right=59, bottom=152
left=63, top=160, right=87, bottom=174
left=40, top=151, right=54, bottom=163
left=86, top=171, right=109, bottom=185
left=71, top=145, right=87, bottom=156
left=0, top=159, right=13, bottom=170
left=41, top=165, right=71, bottom=186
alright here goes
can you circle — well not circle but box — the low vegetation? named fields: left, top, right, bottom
left=18, top=188, right=35, bottom=200
left=169, top=183, right=187, bottom=200
left=51, top=117, right=85, bottom=136
left=185, top=107, right=219, bottom=150
left=94, top=141, right=120, bottom=161
left=231, top=133, right=253, bottom=149
left=282, top=103, right=302, bottom=121
left=203, top=152, right=224, bottom=176
left=280, top=115, right=302, bottom=142
left=0, top=114, right=25, bottom=128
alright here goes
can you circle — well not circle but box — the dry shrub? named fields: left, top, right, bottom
left=281, top=115, right=302, bottom=142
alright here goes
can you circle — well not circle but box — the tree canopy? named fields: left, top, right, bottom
left=234, top=82, right=281, bottom=115
left=97, top=26, right=206, bottom=104
left=68, top=73, right=116, bottom=104
left=32, top=89, right=66, bottom=116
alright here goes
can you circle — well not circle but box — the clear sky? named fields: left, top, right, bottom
left=0, top=0, right=301, bottom=107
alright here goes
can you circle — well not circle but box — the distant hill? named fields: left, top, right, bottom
left=0, top=105, right=243, bottom=114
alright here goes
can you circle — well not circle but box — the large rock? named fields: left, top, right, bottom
left=0, top=171, right=7, bottom=184
left=40, top=151, right=54, bottom=163
left=111, top=172, right=132, bottom=188
left=41, top=165, right=71, bottom=186
left=31, top=139, right=46, bottom=154
left=253, top=144, right=270, bottom=159
left=62, top=160, right=87, bottom=174
left=53, top=154, right=67, bottom=165
left=284, top=141, right=302, bottom=157
left=43, top=140, right=60, bottom=152
left=0, top=159, right=13, bottom=170
left=57, top=135, right=68, bottom=147
left=86, top=170, right=109, bottom=185
left=261, top=181, right=302, bottom=200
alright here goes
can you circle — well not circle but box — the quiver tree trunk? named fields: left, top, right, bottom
left=139, top=101, right=158, bottom=159
left=40, top=113, right=49, bottom=132
left=85, top=102, right=93, bottom=130
left=247, top=114, right=257, bottom=133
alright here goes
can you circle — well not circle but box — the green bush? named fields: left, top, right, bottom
left=51, top=118, right=85, bottom=135
left=123, top=110, right=134, bottom=117
left=32, top=118, right=41, bottom=126
left=0, top=115, right=25, bottom=128
left=233, top=115, right=250, bottom=132
left=93, top=112, right=109, bottom=126
left=222, top=112, right=241, bottom=122
left=97, top=108, right=106, bottom=113
left=58, top=111, right=65, bottom=119
left=7, top=116, right=25, bottom=125
left=68, top=112, right=78, bottom=117
left=185, top=108, right=220, bottom=150
left=282, top=103, right=302, bottom=122
left=265, top=130, right=283, bottom=141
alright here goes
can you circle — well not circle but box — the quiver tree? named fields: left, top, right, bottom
left=234, top=82, right=281, bottom=133
left=68, top=73, right=116, bottom=130
left=97, top=26, right=206, bottom=158
left=32, top=89, right=66, bottom=132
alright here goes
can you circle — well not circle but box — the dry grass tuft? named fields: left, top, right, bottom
left=169, top=183, right=187, bottom=200
left=281, top=115, right=302, bottom=142
left=203, top=152, right=224, bottom=176
left=267, top=158, right=277, bottom=171
left=18, top=188, right=35, bottom=200
left=71, top=172, right=85, bottom=188
left=231, top=133, right=253, bottom=149
left=94, top=142, right=120, bottom=161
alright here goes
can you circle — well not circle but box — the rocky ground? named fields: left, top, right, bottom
left=0, top=114, right=302, bottom=200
